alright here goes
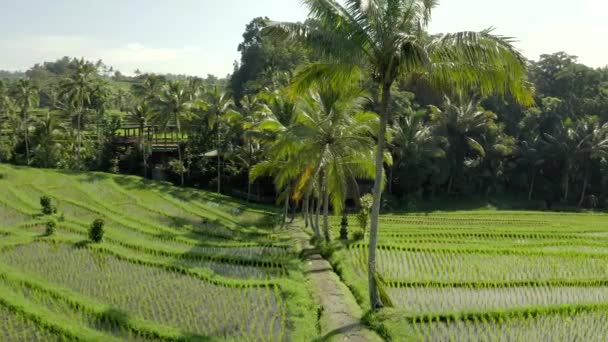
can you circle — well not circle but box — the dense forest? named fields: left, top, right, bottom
left=1, top=16, right=608, bottom=213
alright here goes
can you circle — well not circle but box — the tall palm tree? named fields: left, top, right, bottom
left=152, top=81, right=196, bottom=186
left=33, top=112, right=63, bottom=168
left=517, top=138, right=545, bottom=201
left=252, top=83, right=381, bottom=240
left=544, top=120, right=608, bottom=205
left=206, top=87, right=236, bottom=193
left=132, top=74, right=167, bottom=102
left=270, top=0, right=532, bottom=308
left=389, top=111, right=446, bottom=194
left=129, top=102, right=155, bottom=178
left=429, top=96, right=497, bottom=194
left=59, top=59, right=97, bottom=162
left=11, top=79, right=39, bottom=164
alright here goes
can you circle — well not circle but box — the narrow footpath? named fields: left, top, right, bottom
left=287, top=221, right=383, bottom=341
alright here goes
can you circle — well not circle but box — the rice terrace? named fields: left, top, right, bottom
left=2, top=0, right=608, bottom=341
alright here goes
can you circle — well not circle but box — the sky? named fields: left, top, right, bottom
left=0, top=0, right=606, bottom=77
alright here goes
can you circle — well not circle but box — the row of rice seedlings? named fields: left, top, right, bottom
left=386, top=285, right=608, bottom=316
left=404, top=309, right=608, bottom=342
left=0, top=277, right=152, bottom=341
left=56, top=220, right=290, bottom=276
left=367, top=239, right=608, bottom=258
left=350, top=240, right=608, bottom=259
left=0, top=303, right=63, bottom=341
left=377, top=229, right=608, bottom=242
left=347, top=245, right=608, bottom=282
left=0, top=241, right=289, bottom=340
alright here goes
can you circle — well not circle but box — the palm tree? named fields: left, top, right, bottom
left=59, top=59, right=97, bottom=162
left=205, top=87, right=236, bottom=193
left=429, top=96, right=497, bottom=194
left=32, top=112, right=63, bottom=168
left=544, top=119, right=608, bottom=205
left=252, top=83, right=381, bottom=240
left=129, top=102, right=155, bottom=177
left=270, top=0, right=532, bottom=308
left=152, top=81, right=196, bottom=186
left=389, top=111, right=446, bottom=194
left=517, top=138, right=545, bottom=201
left=132, top=74, right=167, bottom=102
left=11, top=79, right=39, bottom=164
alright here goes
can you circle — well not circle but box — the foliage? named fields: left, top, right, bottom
left=45, top=219, right=57, bottom=236
left=88, top=219, right=105, bottom=243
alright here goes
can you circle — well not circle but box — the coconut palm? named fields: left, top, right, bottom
left=151, top=81, right=196, bottom=186
left=59, top=59, right=97, bottom=162
left=129, top=102, right=156, bottom=178
left=544, top=119, right=608, bottom=205
left=270, top=0, right=532, bottom=307
left=429, top=96, right=498, bottom=194
left=389, top=111, right=446, bottom=194
left=517, top=138, right=545, bottom=200
left=252, top=83, right=381, bottom=240
left=32, top=112, right=63, bottom=168
left=132, top=74, right=167, bottom=101
left=11, top=79, right=39, bottom=164
left=205, top=87, right=237, bottom=193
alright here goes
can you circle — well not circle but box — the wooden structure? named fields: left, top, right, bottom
left=115, top=125, right=187, bottom=152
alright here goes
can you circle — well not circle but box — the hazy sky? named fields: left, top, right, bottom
left=0, top=0, right=606, bottom=76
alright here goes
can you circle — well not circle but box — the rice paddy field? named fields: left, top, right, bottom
left=329, top=211, right=608, bottom=341
left=0, top=164, right=316, bottom=341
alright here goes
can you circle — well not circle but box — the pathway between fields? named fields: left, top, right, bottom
left=287, top=221, right=382, bottom=342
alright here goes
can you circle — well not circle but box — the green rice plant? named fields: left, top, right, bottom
left=0, top=241, right=289, bottom=340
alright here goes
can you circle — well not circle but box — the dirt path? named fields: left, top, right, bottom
left=287, top=221, right=383, bottom=342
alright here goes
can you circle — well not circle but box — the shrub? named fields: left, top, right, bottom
left=352, top=230, right=365, bottom=241
left=0, top=172, right=5, bottom=179
left=45, top=219, right=57, bottom=236
left=89, top=219, right=105, bottom=243
left=40, top=196, right=53, bottom=215
left=58, top=212, right=65, bottom=222
left=339, top=215, right=349, bottom=240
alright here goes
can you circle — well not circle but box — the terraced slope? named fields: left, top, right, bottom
left=0, top=165, right=316, bottom=341
left=329, top=211, right=608, bottom=341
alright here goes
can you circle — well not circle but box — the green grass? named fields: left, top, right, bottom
left=327, top=208, right=608, bottom=340
left=0, top=164, right=317, bottom=341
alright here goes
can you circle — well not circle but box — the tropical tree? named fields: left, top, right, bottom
left=129, top=102, right=155, bottom=177
left=544, top=119, right=608, bottom=205
left=32, top=112, right=63, bottom=168
left=270, top=0, right=532, bottom=308
left=252, top=83, right=381, bottom=240
left=59, top=59, right=98, bottom=163
left=429, top=96, right=498, bottom=194
left=11, top=79, right=39, bottom=164
left=516, top=138, right=545, bottom=200
left=132, top=74, right=167, bottom=101
left=389, top=110, right=446, bottom=195
left=152, top=81, right=196, bottom=186
left=205, top=87, right=237, bottom=193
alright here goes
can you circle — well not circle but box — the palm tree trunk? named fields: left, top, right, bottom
left=578, top=171, right=589, bottom=208
left=177, top=142, right=184, bottom=186
left=562, top=170, right=569, bottom=203
left=323, top=187, right=330, bottom=242
left=528, top=170, right=536, bottom=201
left=140, top=124, right=147, bottom=178
left=388, top=164, right=394, bottom=194
left=303, top=195, right=309, bottom=228
left=315, top=197, right=321, bottom=238
left=23, top=111, right=30, bottom=165
left=217, top=116, right=221, bottom=194
left=280, top=187, right=290, bottom=230
left=368, top=80, right=392, bottom=309
left=247, top=142, right=253, bottom=203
